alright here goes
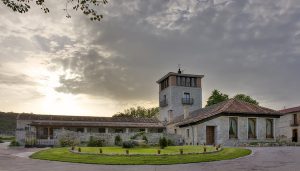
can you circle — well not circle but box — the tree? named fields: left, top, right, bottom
left=233, top=94, right=259, bottom=105
left=1, top=0, right=108, bottom=21
left=206, top=89, right=229, bottom=107
left=113, top=106, right=159, bottom=118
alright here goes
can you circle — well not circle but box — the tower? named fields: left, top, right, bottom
left=156, top=69, right=204, bottom=122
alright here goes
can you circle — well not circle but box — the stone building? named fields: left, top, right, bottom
left=277, top=106, right=300, bottom=142
left=166, top=99, right=281, bottom=146
left=16, top=114, right=166, bottom=146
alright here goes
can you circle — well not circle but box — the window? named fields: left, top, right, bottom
left=174, top=129, right=177, bottom=134
left=186, top=77, right=191, bottom=86
left=293, top=114, right=298, bottom=124
left=184, top=92, right=190, bottom=99
left=181, top=77, right=186, bottom=86
left=229, top=117, right=238, bottom=139
left=139, top=128, right=145, bottom=132
left=98, top=128, right=106, bottom=133
left=248, top=118, right=257, bottom=139
left=191, top=77, right=196, bottom=87
left=76, top=128, right=84, bottom=132
left=266, top=119, right=274, bottom=138
left=158, top=128, right=164, bottom=133
left=115, top=129, right=124, bottom=133
left=161, top=78, right=169, bottom=90
left=186, top=129, right=190, bottom=138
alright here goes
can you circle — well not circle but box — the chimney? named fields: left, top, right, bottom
left=168, top=110, right=174, bottom=122
left=183, top=105, right=190, bottom=119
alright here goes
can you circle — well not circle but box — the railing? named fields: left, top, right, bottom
left=159, top=100, right=168, bottom=107
left=290, top=120, right=299, bottom=127
left=182, top=98, right=194, bottom=105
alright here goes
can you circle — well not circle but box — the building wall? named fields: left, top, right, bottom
left=159, top=86, right=202, bottom=121
left=169, top=115, right=280, bottom=146
left=277, top=113, right=300, bottom=142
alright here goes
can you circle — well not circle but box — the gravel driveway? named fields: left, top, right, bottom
left=0, top=142, right=299, bottom=171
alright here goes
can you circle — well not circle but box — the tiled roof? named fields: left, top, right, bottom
left=279, top=106, right=300, bottom=114
left=175, top=99, right=281, bottom=126
left=17, top=113, right=164, bottom=128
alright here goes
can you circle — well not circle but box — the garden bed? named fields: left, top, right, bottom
left=30, top=146, right=251, bottom=165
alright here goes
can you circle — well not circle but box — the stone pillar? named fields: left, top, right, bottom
left=126, top=128, right=129, bottom=133
left=105, top=128, right=109, bottom=133
left=84, top=127, right=88, bottom=133
left=145, top=128, right=149, bottom=133
left=47, top=127, right=50, bottom=140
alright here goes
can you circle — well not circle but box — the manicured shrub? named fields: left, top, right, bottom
left=9, top=139, right=20, bottom=147
left=0, top=137, right=3, bottom=143
left=87, top=136, right=105, bottom=147
left=203, top=146, right=207, bottom=153
left=71, top=146, right=75, bottom=150
left=167, top=139, right=174, bottom=146
left=157, top=149, right=161, bottom=154
left=179, top=149, right=183, bottom=155
left=114, top=135, right=122, bottom=146
left=125, top=149, right=129, bottom=155
left=122, top=140, right=137, bottom=148
left=99, top=148, right=102, bottom=154
left=142, top=135, right=148, bottom=144
left=78, top=147, right=81, bottom=152
left=159, top=137, right=168, bottom=149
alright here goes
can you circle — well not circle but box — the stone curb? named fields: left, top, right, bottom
left=69, top=148, right=223, bottom=156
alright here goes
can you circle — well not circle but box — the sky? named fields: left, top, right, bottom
left=0, top=0, right=300, bottom=116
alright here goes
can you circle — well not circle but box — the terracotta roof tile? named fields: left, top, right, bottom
left=176, top=99, right=281, bottom=126
left=279, top=106, right=300, bottom=114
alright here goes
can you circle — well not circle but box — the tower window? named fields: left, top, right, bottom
left=161, top=78, right=169, bottom=90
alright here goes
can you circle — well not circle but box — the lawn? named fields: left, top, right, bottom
left=79, top=145, right=216, bottom=154
left=30, top=146, right=251, bottom=165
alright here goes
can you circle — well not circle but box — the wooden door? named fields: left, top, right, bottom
left=206, top=126, right=215, bottom=145
left=292, top=129, right=298, bottom=142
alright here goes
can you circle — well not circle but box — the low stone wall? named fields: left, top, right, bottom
left=55, top=130, right=182, bottom=146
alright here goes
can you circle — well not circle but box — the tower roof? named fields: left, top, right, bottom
left=156, top=72, right=204, bottom=83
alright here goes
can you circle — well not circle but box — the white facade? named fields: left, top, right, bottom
left=277, top=112, right=300, bottom=142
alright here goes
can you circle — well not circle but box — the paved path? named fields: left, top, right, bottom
left=0, top=143, right=300, bottom=171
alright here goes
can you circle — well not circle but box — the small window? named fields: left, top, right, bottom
left=115, top=129, right=124, bottom=133
left=98, top=128, right=106, bottom=133
left=158, top=128, right=164, bottom=133
left=191, top=78, right=196, bottom=87
left=181, top=77, right=186, bottom=86
left=266, top=119, right=274, bottom=138
left=139, top=128, right=145, bottom=132
left=186, top=129, right=190, bottom=138
left=248, top=118, right=257, bottom=139
left=76, top=128, right=84, bottom=132
left=229, top=117, right=238, bottom=139
left=186, top=77, right=191, bottom=86
left=174, top=129, right=177, bottom=134
left=184, top=92, right=190, bottom=99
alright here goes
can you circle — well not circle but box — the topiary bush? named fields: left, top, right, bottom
left=167, top=139, right=174, bottom=146
left=9, top=139, right=20, bottom=147
left=142, top=135, right=148, bottom=144
left=122, top=140, right=137, bottom=148
left=0, top=137, right=3, bottom=143
left=114, top=135, right=122, bottom=146
left=87, top=136, right=105, bottom=147
left=159, top=137, right=168, bottom=149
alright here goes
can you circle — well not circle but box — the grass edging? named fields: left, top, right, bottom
left=30, top=147, right=251, bottom=165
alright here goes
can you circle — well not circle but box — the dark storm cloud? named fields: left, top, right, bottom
left=52, top=0, right=300, bottom=108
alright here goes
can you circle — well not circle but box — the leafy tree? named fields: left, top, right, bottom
left=1, top=0, right=108, bottom=21
left=206, top=89, right=229, bottom=107
left=113, top=106, right=159, bottom=118
left=234, top=94, right=259, bottom=105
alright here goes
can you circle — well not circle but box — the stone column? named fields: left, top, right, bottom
left=47, top=127, right=50, bottom=140
left=84, top=127, right=88, bottom=133
left=145, top=128, right=149, bottom=133
left=126, top=128, right=129, bottom=133
left=105, top=128, right=109, bottom=133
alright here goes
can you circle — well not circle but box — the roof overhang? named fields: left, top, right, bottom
left=156, top=72, right=204, bottom=83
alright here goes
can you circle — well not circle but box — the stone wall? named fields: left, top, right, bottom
left=170, top=115, right=280, bottom=146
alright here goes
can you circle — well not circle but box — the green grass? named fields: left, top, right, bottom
left=0, top=136, right=15, bottom=141
left=80, top=146, right=216, bottom=154
left=30, top=147, right=251, bottom=165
